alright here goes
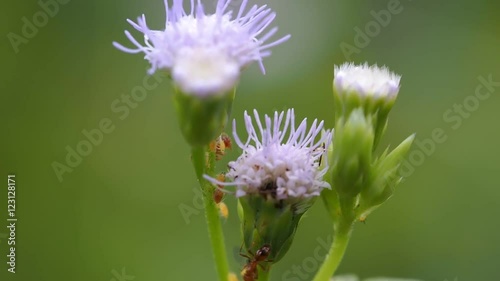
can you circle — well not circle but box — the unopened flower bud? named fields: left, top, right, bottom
left=333, top=63, right=401, bottom=148
left=330, top=109, right=374, bottom=197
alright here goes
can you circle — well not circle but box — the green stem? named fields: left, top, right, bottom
left=257, top=266, right=271, bottom=281
left=191, top=146, right=206, bottom=179
left=191, top=146, right=230, bottom=281
left=312, top=222, right=353, bottom=281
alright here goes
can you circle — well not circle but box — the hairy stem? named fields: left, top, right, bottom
left=312, top=221, right=353, bottom=281
left=191, top=146, right=229, bottom=281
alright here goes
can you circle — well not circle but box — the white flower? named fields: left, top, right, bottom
left=205, top=109, right=333, bottom=200
left=113, top=0, right=290, bottom=97
left=334, top=63, right=401, bottom=99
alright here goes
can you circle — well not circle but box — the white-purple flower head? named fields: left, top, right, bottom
left=113, top=0, right=290, bottom=97
left=334, top=63, right=401, bottom=99
left=205, top=109, right=333, bottom=200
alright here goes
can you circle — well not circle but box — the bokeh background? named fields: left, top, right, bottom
left=1, top=0, right=500, bottom=280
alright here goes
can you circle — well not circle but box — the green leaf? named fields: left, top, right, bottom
left=357, top=133, right=415, bottom=219
left=331, top=275, right=424, bottom=281
left=331, top=275, right=359, bottom=281
left=363, top=277, right=420, bottom=281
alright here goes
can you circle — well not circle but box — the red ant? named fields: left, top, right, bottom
left=240, top=244, right=273, bottom=281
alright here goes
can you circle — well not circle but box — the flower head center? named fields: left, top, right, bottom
left=173, top=47, right=239, bottom=96
left=242, top=143, right=318, bottom=198
left=204, top=109, right=332, bottom=200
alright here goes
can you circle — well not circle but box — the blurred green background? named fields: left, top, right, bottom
left=1, top=0, right=499, bottom=280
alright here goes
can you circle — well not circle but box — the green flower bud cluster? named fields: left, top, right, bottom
left=323, top=63, right=415, bottom=226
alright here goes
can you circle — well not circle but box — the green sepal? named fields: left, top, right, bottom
left=331, top=109, right=373, bottom=197
left=321, top=188, right=341, bottom=222
left=321, top=132, right=341, bottom=222
left=358, top=134, right=415, bottom=218
left=333, top=86, right=396, bottom=150
left=239, top=195, right=313, bottom=263
left=173, top=88, right=235, bottom=147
